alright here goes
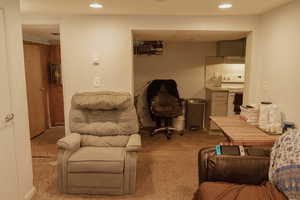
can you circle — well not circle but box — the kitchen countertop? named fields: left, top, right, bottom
left=206, top=86, right=244, bottom=93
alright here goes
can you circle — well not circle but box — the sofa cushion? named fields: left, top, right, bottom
left=199, top=182, right=287, bottom=200
left=68, top=147, right=125, bottom=173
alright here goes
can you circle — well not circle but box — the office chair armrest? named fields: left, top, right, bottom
left=126, top=134, right=141, bottom=152
left=57, top=133, right=81, bottom=151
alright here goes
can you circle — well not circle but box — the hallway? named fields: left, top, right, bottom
left=31, top=127, right=65, bottom=158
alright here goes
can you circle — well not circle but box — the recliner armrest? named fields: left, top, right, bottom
left=126, top=134, right=141, bottom=152
left=57, top=133, right=81, bottom=151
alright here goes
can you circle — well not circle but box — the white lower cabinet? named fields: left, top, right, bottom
left=205, top=89, right=228, bottom=130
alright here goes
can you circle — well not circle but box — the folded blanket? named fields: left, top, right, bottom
left=269, top=130, right=300, bottom=200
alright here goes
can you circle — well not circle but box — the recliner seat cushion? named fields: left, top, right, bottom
left=68, top=147, right=125, bottom=173
left=81, top=135, right=130, bottom=147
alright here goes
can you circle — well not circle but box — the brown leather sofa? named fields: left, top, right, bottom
left=196, top=147, right=287, bottom=200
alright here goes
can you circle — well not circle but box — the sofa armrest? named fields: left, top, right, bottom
left=198, top=147, right=270, bottom=185
left=126, top=134, right=141, bottom=152
left=57, top=133, right=81, bottom=151
left=198, top=147, right=216, bottom=184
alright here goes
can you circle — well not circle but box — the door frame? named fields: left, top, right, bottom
left=48, top=43, right=65, bottom=126
left=0, top=7, right=20, bottom=200
left=0, top=1, right=36, bottom=199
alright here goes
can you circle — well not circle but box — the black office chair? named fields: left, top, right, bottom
left=146, top=80, right=183, bottom=139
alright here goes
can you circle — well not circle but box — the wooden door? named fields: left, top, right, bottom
left=0, top=9, right=20, bottom=199
left=49, top=44, right=65, bottom=126
left=23, top=44, right=48, bottom=138
left=49, top=85, right=65, bottom=126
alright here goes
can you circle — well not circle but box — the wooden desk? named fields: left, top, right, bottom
left=210, top=116, right=279, bottom=146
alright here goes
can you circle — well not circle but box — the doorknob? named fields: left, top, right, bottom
left=4, top=113, right=14, bottom=123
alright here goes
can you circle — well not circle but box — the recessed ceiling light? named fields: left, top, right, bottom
left=218, top=3, right=233, bottom=9
left=89, top=3, right=103, bottom=8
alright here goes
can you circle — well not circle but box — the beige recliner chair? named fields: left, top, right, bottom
left=57, top=91, right=141, bottom=195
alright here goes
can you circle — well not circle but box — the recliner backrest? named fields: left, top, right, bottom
left=69, top=91, right=139, bottom=136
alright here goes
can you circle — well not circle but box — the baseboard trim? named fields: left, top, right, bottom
left=24, top=186, right=36, bottom=200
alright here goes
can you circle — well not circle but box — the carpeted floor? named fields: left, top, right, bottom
left=31, top=127, right=65, bottom=158
left=31, top=127, right=226, bottom=200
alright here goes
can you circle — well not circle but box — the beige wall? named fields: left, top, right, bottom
left=23, top=15, right=260, bottom=134
left=6, top=1, right=297, bottom=198
left=134, top=41, right=216, bottom=99
left=256, top=0, right=300, bottom=127
left=58, top=15, right=259, bottom=134
left=0, top=0, right=34, bottom=199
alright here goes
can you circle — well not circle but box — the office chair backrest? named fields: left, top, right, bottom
left=147, top=80, right=179, bottom=104
left=147, top=80, right=182, bottom=119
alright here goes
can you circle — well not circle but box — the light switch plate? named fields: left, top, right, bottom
left=263, top=81, right=269, bottom=91
left=93, top=77, right=101, bottom=88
